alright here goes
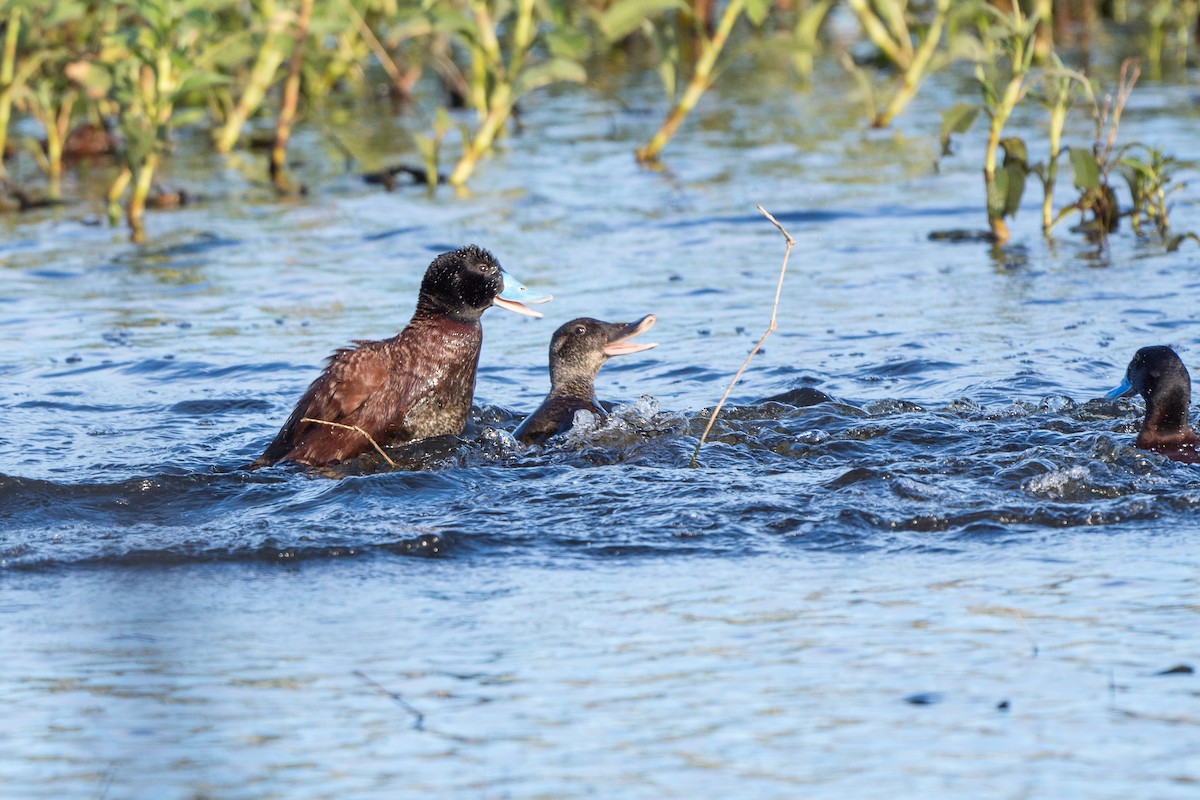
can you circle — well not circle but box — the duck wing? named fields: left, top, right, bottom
left=254, top=342, right=419, bottom=466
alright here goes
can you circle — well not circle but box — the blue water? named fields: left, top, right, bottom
left=2, top=50, right=1200, bottom=797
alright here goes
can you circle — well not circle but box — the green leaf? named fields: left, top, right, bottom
left=42, top=0, right=89, bottom=27
left=939, top=102, right=980, bottom=155
left=544, top=29, right=591, bottom=61
left=598, top=0, right=687, bottom=43
left=745, top=0, right=772, bottom=26
left=988, top=168, right=1008, bottom=220
left=515, top=58, right=586, bottom=96
left=999, top=136, right=1027, bottom=166
left=172, top=107, right=207, bottom=128
left=1001, top=161, right=1026, bottom=217
left=173, top=70, right=231, bottom=99
left=1069, top=147, right=1100, bottom=191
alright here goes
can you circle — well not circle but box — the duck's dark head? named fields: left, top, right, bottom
left=417, top=245, right=551, bottom=322
left=1108, top=345, right=1196, bottom=449
left=548, top=315, right=657, bottom=392
left=1108, top=346, right=1191, bottom=407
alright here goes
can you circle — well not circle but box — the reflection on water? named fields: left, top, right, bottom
left=2, top=54, right=1200, bottom=798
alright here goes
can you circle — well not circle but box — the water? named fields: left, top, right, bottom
left=3, top=51, right=1200, bottom=797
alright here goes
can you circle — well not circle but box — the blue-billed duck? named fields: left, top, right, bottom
left=514, top=315, right=657, bottom=445
left=1107, top=345, right=1200, bottom=462
left=254, top=245, right=550, bottom=467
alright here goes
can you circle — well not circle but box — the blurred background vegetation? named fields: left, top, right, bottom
left=0, top=0, right=1195, bottom=244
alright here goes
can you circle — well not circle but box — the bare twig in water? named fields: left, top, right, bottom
left=93, top=765, right=115, bottom=800
left=300, top=417, right=397, bottom=467
left=689, top=205, right=795, bottom=467
left=353, top=670, right=425, bottom=730
left=1013, top=609, right=1039, bottom=658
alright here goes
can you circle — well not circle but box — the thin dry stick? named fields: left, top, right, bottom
left=339, top=0, right=415, bottom=98
left=689, top=205, right=795, bottom=467
left=352, top=670, right=425, bottom=730
left=1012, top=609, right=1039, bottom=658
left=300, top=417, right=397, bottom=467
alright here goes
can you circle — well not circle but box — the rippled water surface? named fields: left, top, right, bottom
left=3, top=53, right=1200, bottom=798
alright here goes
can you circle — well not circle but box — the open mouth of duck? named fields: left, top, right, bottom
left=603, top=314, right=658, bottom=356
left=495, top=271, right=553, bottom=318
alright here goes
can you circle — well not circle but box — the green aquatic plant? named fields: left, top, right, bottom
left=1029, top=57, right=1093, bottom=236
left=0, top=2, right=28, bottom=180
left=1138, top=0, right=1198, bottom=78
left=938, top=2, right=1038, bottom=244
left=1060, top=59, right=1139, bottom=240
left=1120, top=144, right=1178, bottom=238
left=19, top=65, right=78, bottom=197
left=789, top=0, right=834, bottom=82
left=211, top=0, right=292, bottom=154
left=3, top=1, right=112, bottom=195
left=269, top=0, right=313, bottom=192
left=1032, top=58, right=1188, bottom=246
left=413, top=106, right=451, bottom=188
left=104, top=0, right=228, bottom=241
left=975, top=4, right=1038, bottom=244
left=414, top=0, right=587, bottom=188
left=636, top=0, right=764, bottom=164
left=841, top=0, right=954, bottom=128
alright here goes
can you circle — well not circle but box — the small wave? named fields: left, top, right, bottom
left=6, top=392, right=1200, bottom=569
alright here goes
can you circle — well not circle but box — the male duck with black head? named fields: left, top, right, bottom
left=1107, top=345, right=1200, bottom=463
left=253, top=245, right=550, bottom=467
left=514, top=315, right=657, bottom=445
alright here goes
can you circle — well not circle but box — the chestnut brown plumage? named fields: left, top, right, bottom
left=253, top=245, right=547, bottom=467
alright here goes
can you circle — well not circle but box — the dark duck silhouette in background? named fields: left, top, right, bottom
left=514, top=315, right=657, bottom=445
left=1107, top=345, right=1200, bottom=463
left=253, top=245, right=551, bottom=467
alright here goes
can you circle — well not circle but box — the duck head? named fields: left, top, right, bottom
left=1107, top=345, right=1197, bottom=455
left=418, top=244, right=551, bottom=322
left=549, top=315, right=657, bottom=391
left=1107, top=345, right=1191, bottom=406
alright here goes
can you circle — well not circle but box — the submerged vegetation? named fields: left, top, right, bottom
left=0, top=0, right=1195, bottom=245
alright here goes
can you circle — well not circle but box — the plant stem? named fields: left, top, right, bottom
left=982, top=7, right=1030, bottom=245
left=272, top=0, right=313, bottom=191
left=1032, top=0, right=1053, bottom=62
left=845, top=0, right=908, bottom=67
left=1042, top=94, right=1066, bottom=234
left=340, top=0, right=415, bottom=99
left=983, top=72, right=1023, bottom=243
left=128, top=151, right=159, bottom=244
left=792, top=0, right=834, bottom=81
left=0, top=7, right=21, bottom=179
left=215, top=0, right=287, bottom=153
left=449, top=80, right=510, bottom=186
left=107, top=166, right=131, bottom=225
left=873, top=0, right=950, bottom=127
left=448, top=0, right=534, bottom=187
left=637, top=0, right=744, bottom=163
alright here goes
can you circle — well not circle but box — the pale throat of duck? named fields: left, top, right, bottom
left=549, top=355, right=605, bottom=398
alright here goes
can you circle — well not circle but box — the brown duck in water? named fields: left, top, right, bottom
left=253, top=245, right=550, bottom=467
left=1107, top=345, right=1200, bottom=463
left=514, top=315, right=657, bottom=445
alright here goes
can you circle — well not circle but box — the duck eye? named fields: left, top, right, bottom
left=479, top=262, right=497, bottom=274
left=574, top=325, right=586, bottom=335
